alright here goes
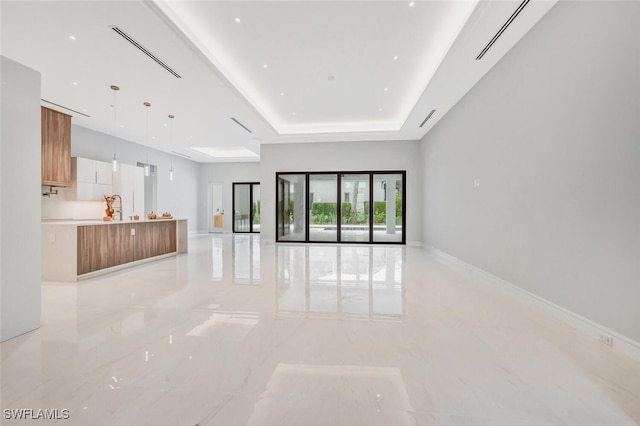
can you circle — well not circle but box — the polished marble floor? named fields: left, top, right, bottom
left=2, top=234, right=640, bottom=425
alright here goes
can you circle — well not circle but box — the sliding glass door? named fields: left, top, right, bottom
left=340, top=174, right=370, bottom=242
left=372, top=173, right=403, bottom=243
left=309, top=174, right=338, bottom=242
left=276, top=171, right=405, bottom=244
left=276, top=174, right=306, bottom=241
left=233, top=182, right=260, bottom=233
left=252, top=183, right=261, bottom=233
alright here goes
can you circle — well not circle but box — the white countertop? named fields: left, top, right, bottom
left=43, top=218, right=184, bottom=226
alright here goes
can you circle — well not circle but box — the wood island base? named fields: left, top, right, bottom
left=42, top=219, right=188, bottom=282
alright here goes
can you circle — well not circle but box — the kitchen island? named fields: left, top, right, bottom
left=42, top=218, right=188, bottom=282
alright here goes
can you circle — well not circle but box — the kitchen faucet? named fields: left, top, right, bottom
left=110, top=194, right=123, bottom=221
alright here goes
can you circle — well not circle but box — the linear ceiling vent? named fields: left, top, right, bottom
left=476, top=0, right=530, bottom=60
left=231, top=117, right=253, bottom=133
left=170, top=150, right=192, bottom=159
left=41, top=99, right=91, bottom=117
left=111, top=26, right=182, bottom=78
left=419, top=109, right=436, bottom=128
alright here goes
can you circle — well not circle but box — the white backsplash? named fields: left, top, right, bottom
left=41, top=186, right=105, bottom=220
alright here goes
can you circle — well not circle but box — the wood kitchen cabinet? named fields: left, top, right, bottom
left=77, top=221, right=176, bottom=275
left=133, top=221, right=176, bottom=261
left=41, top=106, right=71, bottom=186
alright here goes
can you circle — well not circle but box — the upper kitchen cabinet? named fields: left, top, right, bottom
left=67, top=157, right=113, bottom=201
left=41, top=106, right=71, bottom=186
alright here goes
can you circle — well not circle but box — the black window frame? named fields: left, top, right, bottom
left=275, top=171, right=406, bottom=245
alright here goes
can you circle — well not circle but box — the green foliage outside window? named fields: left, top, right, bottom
left=253, top=200, right=261, bottom=224
left=311, top=202, right=337, bottom=224
left=309, top=197, right=403, bottom=226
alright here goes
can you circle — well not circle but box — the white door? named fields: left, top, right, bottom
left=209, top=182, right=224, bottom=233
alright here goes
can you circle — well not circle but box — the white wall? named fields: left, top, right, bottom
left=421, top=1, right=640, bottom=341
left=260, top=140, right=422, bottom=244
left=1, top=56, right=42, bottom=341
left=42, top=192, right=104, bottom=220
left=49, top=125, right=201, bottom=231
left=199, top=162, right=260, bottom=233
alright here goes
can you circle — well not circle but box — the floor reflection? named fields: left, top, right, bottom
left=211, top=234, right=261, bottom=285
left=187, top=310, right=259, bottom=341
left=249, top=363, right=414, bottom=425
left=276, top=245, right=405, bottom=320
left=233, top=235, right=261, bottom=285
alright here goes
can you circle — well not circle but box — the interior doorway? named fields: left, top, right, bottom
left=233, top=182, right=260, bottom=233
left=209, top=182, right=224, bottom=233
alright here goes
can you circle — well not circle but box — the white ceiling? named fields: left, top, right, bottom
left=1, top=0, right=557, bottom=163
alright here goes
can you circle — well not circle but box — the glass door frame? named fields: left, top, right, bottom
left=232, top=182, right=260, bottom=233
left=308, top=173, right=339, bottom=243
left=276, top=171, right=406, bottom=244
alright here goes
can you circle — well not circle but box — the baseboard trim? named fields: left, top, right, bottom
left=423, top=244, right=640, bottom=363
left=77, top=253, right=177, bottom=282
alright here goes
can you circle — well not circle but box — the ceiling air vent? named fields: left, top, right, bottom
left=231, top=117, right=253, bottom=133
left=476, top=0, right=530, bottom=60
left=111, top=26, right=182, bottom=78
left=419, top=109, right=436, bottom=128
left=41, top=99, right=90, bottom=117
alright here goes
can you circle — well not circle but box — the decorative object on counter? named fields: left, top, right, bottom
left=111, top=85, right=120, bottom=172
left=143, top=102, right=151, bottom=177
left=104, top=195, right=114, bottom=219
left=161, top=211, right=173, bottom=219
left=133, top=215, right=140, bottom=221
left=147, top=211, right=157, bottom=220
left=168, top=114, right=175, bottom=181
left=102, top=216, right=112, bottom=222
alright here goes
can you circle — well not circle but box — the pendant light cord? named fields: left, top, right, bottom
left=110, top=85, right=120, bottom=172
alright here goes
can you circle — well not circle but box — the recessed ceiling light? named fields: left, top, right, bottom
left=234, top=17, right=241, bottom=23
left=120, top=124, right=124, bottom=128
left=384, top=87, right=389, bottom=92
left=409, top=2, right=415, bottom=7
left=68, top=34, right=76, bottom=40
left=263, top=64, right=268, bottom=69
left=291, top=112, right=296, bottom=115
left=378, top=108, right=383, bottom=112
left=82, top=109, right=87, bottom=112
left=280, top=92, right=284, bottom=96
left=164, top=123, right=168, bottom=127
left=393, top=56, right=399, bottom=60
left=72, top=82, right=79, bottom=86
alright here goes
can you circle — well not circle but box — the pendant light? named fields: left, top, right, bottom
left=168, top=114, right=175, bottom=181
left=143, top=102, right=151, bottom=177
left=111, top=85, right=120, bottom=172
